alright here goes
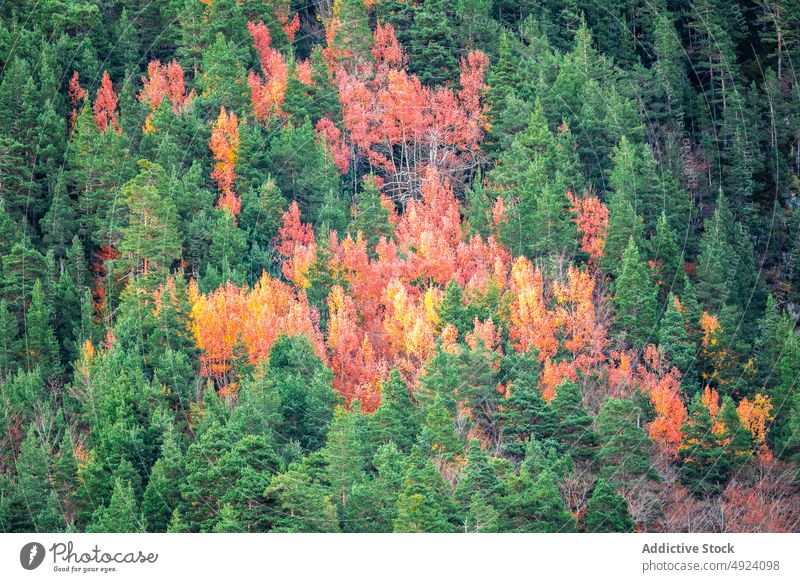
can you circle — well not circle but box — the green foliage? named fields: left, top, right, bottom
left=5, top=428, right=65, bottom=532
left=658, top=293, right=697, bottom=383
left=1, top=0, right=798, bottom=536
left=419, top=392, right=462, bottom=462
left=264, top=463, right=340, bottom=532
left=257, top=335, right=338, bottom=453
left=372, top=370, right=420, bottom=452
left=613, top=238, right=659, bottom=348
left=115, top=161, right=182, bottom=286
left=87, top=477, right=144, bottom=533
left=324, top=405, right=371, bottom=515
left=393, top=449, right=456, bottom=532
left=21, top=280, right=61, bottom=377
left=142, top=426, right=184, bottom=532
left=500, top=444, right=576, bottom=532
left=351, top=175, right=393, bottom=256
left=408, top=0, right=457, bottom=86
left=269, top=120, right=339, bottom=224
left=596, top=398, right=657, bottom=487
left=498, top=364, right=557, bottom=460
left=584, top=478, right=634, bottom=533
left=679, top=393, right=731, bottom=496
left=550, top=381, right=596, bottom=460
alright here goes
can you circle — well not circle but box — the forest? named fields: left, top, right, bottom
left=1, top=0, right=800, bottom=533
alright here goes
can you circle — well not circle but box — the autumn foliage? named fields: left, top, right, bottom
left=331, top=23, right=489, bottom=187
left=92, top=70, right=120, bottom=132
left=139, top=59, right=194, bottom=131
left=568, top=190, right=609, bottom=261
left=247, top=20, right=289, bottom=121
left=15, top=0, right=796, bottom=537
left=209, top=107, right=241, bottom=217
left=67, top=71, right=86, bottom=132
left=189, top=274, right=324, bottom=389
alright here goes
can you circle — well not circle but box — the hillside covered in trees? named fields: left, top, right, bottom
left=2, top=0, right=800, bottom=533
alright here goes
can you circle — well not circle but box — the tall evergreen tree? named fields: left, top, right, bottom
left=115, top=161, right=182, bottom=287
left=408, top=0, right=457, bottom=86
left=679, top=393, right=731, bottom=496
left=596, top=398, right=657, bottom=487
left=21, top=280, right=61, bottom=377
left=372, top=370, right=421, bottom=452
left=550, top=381, right=596, bottom=460
left=584, top=478, right=635, bottom=532
left=613, top=238, right=659, bottom=348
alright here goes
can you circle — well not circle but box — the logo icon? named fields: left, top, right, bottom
left=20, top=542, right=46, bottom=570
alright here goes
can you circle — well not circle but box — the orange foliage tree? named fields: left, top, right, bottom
left=737, top=394, right=774, bottom=456
left=333, top=24, right=489, bottom=182
left=209, top=107, right=241, bottom=217
left=139, top=59, right=194, bottom=130
left=247, top=20, right=289, bottom=121
left=67, top=71, right=86, bottom=133
left=189, top=274, right=324, bottom=392
left=609, top=345, right=688, bottom=455
left=568, top=190, right=609, bottom=262
left=93, top=71, right=120, bottom=132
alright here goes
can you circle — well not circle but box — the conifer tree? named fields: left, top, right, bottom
left=393, top=449, right=456, bottom=532
left=269, top=120, right=338, bottom=223
left=1, top=242, right=49, bottom=318
left=613, top=238, right=659, bottom=348
left=584, top=478, right=635, bottom=532
left=718, top=396, right=753, bottom=467
left=333, top=0, right=374, bottom=68
left=658, top=293, right=697, bottom=384
left=324, top=405, right=371, bottom=515
left=352, top=175, right=393, bottom=257
left=602, top=191, right=643, bottom=276
left=596, top=398, right=657, bottom=487
left=696, top=192, right=737, bottom=311
left=21, top=280, right=61, bottom=377
left=454, top=440, right=504, bottom=510
left=501, top=456, right=575, bottom=532
left=0, top=300, right=18, bottom=375
left=499, top=372, right=558, bottom=460
left=649, top=212, right=682, bottom=301
left=87, top=477, right=144, bottom=533
left=550, top=381, right=596, bottom=460
left=420, top=392, right=462, bottom=463
left=71, top=104, right=133, bottom=249
left=115, top=161, right=182, bottom=286
left=408, top=0, right=457, bottom=86
left=372, top=370, right=421, bottom=452
left=262, top=335, right=338, bottom=452
left=142, top=426, right=184, bottom=532
left=53, top=271, right=81, bottom=367
left=679, top=393, right=731, bottom=496
left=8, top=428, right=65, bottom=532
left=265, top=461, right=340, bottom=532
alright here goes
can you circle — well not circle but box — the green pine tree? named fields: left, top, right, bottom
left=87, top=477, right=144, bottom=533
left=584, top=478, right=635, bottom=532
left=679, top=393, right=731, bottom=496
left=408, top=0, right=457, bottom=86
left=21, top=280, right=61, bottom=377
left=613, top=238, right=659, bottom=348
left=596, top=398, right=658, bottom=487
left=115, top=161, right=182, bottom=287
left=372, top=369, right=421, bottom=452
left=550, top=381, right=596, bottom=460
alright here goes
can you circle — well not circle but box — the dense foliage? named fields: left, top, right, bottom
left=2, top=0, right=800, bottom=533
